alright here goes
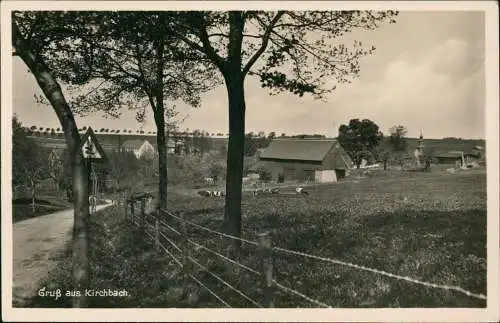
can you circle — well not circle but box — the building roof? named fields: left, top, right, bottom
left=259, top=139, right=341, bottom=162
left=122, top=139, right=147, bottom=150
left=433, top=150, right=480, bottom=158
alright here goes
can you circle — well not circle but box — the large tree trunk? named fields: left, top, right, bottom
left=155, top=116, right=168, bottom=210
left=223, top=73, right=246, bottom=253
left=13, top=23, right=90, bottom=307
left=220, top=12, right=246, bottom=256
left=154, top=31, right=168, bottom=210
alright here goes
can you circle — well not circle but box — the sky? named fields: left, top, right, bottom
left=12, top=11, right=486, bottom=139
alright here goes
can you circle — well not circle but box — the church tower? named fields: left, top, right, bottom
left=418, top=131, right=425, bottom=153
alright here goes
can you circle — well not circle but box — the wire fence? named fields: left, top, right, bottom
left=123, top=197, right=487, bottom=308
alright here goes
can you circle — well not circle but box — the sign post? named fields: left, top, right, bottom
left=78, top=127, right=107, bottom=216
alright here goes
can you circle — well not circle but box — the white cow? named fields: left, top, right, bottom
left=296, top=187, right=309, bottom=195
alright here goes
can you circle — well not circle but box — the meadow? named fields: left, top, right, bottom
left=27, top=168, right=487, bottom=308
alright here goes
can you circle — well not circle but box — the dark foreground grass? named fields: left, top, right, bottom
left=25, top=170, right=486, bottom=308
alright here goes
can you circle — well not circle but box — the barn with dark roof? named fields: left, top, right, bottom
left=249, top=139, right=353, bottom=183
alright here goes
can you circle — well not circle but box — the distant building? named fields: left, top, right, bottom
left=121, top=139, right=156, bottom=159
left=412, top=131, right=426, bottom=167
left=250, top=139, right=353, bottom=183
left=433, top=150, right=481, bottom=166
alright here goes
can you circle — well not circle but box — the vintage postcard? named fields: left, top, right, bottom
left=1, top=1, right=499, bottom=322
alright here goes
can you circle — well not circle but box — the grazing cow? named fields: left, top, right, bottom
left=198, top=190, right=225, bottom=197
left=212, top=190, right=225, bottom=197
left=252, top=187, right=279, bottom=196
left=253, top=188, right=264, bottom=196
left=197, top=190, right=212, bottom=197
left=204, top=177, right=215, bottom=185
left=296, top=187, right=309, bottom=195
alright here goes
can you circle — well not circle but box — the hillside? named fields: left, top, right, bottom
left=26, top=130, right=484, bottom=157
left=378, top=137, right=485, bottom=155
left=26, top=131, right=229, bottom=152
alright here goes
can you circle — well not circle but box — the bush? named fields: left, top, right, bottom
left=277, top=173, right=285, bottom=183
left=256, top=167, right=272, bottom=182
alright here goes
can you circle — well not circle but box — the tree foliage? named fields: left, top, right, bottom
left=14, top=11, right=220, bottom=209
left=12, top=116, right=49, bottom=189
left=244, top=132, right=271, bottom=156
left=337, top=118, right=384, bottom=168
left=388, top=125, right=408, bottom=152
left=172, top=11, right=397, bottom=97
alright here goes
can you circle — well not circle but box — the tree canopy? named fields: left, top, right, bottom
left=337, top=118, right=384, bottom=168
left=166, top=10, right=398, bottom=249
left=388, top=125, right=408, bottom=152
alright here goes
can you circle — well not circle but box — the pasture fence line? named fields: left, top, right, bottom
left=162, top=208, right=486, bottom=301
left=123, top=198, right=487, bottom=307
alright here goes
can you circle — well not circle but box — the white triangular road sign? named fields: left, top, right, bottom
left=82, top=137, right=102, bottom=159
left=79, top=127, right=107, bottom=161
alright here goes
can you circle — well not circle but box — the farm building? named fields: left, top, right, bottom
left=432, top=150, right=482, bottom=166
left=249, top=139, right=353, bottom=183
left=121, top=139, right=156, bottom=159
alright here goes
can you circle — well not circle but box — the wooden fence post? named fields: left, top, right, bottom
left=154, top=217, right=160, bottom=252
left=179, top=212, right=191, bottom=273
left=140, top=198, right=146, bottom=229
left=179, top=212, right=195, bottom=303
left=124, top=196, right=128, bottom=220
left=257, top=231, right=275, bottom=308
left=124, top=195, right=129, bottom=222
left=130, top=200, right=135, bottom=221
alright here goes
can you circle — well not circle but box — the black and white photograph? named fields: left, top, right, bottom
left=1, top=1, right=499, bottom=322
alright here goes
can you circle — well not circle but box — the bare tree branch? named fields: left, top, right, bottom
left=242, top=11, right=285, bottom=76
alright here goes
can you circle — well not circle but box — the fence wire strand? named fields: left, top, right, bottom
left=274, top=280, right=332, bottom=308
left=158, top=241, right=183, bottom=267
left=162, top=209, right=258, bottom=246
left=189, top=274, right=231, bottom=308
left=158, top=231, right=183, bottom=253
left=140, top=209, right=487, bottom=303
left=159, top=219, right=182, bottom=236
left=272, top=246, right=487, bottom=300
left=188, top=239, right=261, bottom=276
left=188, top=256, right=263, bottom=308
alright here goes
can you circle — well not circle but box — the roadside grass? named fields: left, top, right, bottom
left=24, top=170, right=486, bottom=308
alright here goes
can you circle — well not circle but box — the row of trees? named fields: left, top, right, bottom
left=13, top=10, right=397, bottom=306
left=26, top=126, right=306, bottom=138
left=337, top=118, right=409, bottom=169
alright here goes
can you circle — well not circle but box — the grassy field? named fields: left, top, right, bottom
left=26, top=168, right=487, bottom=308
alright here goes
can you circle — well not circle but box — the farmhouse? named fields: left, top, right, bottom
left=250, top=139, right=353, bottom=183
left=433, top=149, right=481, bottom=166
left=121, top=139, right=156, bottom=159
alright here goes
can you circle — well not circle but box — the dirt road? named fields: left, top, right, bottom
left=12, top=202, right=112, bottom=306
